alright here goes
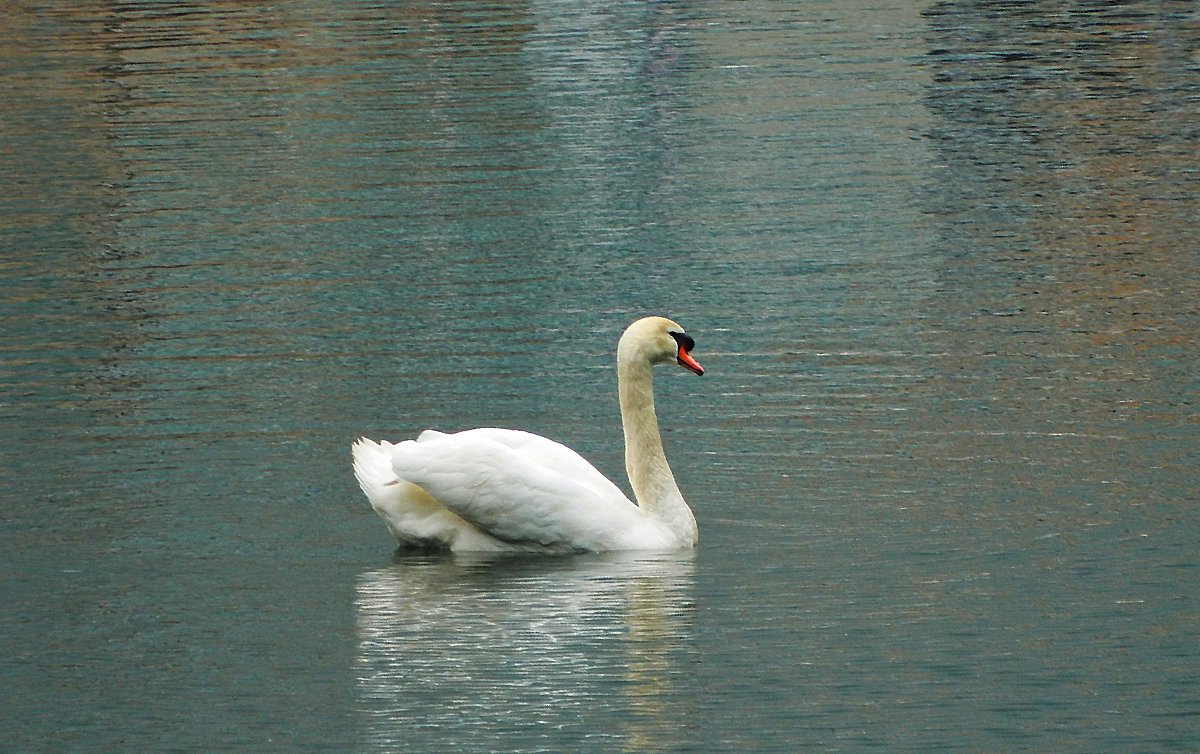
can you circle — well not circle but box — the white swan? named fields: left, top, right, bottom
left=352, top=316, right=705, bottom=553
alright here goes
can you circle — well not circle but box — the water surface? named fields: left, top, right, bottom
left=2, top=1, right=1197, bottom=751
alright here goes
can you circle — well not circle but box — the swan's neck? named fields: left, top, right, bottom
left=618, top=357, right=698, bottom=546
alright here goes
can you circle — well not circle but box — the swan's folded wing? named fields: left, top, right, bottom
left=390, top=431, right=644, bottom=549
left=444, top=428, right=630, bottom=504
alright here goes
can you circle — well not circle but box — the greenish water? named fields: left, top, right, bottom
left=2, top=1, right=1197, bottom=751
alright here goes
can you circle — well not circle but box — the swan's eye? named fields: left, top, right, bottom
left=668, top=330, right=696, bottom=352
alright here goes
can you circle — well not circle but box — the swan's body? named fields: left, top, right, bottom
left=352, top=316, right=705, bottom=553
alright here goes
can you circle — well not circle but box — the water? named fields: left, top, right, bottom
left=2, top=1, right=1197, bottom=751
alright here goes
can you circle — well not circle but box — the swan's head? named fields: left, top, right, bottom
left=619, top=316, right=705, bottom=376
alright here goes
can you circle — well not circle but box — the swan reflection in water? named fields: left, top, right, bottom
left=354, top=551, right=696, bottom=752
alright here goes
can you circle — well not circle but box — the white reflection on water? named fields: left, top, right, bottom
left=354, top=552, right=695, bottom=753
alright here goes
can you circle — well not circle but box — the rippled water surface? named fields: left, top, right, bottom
left=3, top=2, right=1198, bottom=751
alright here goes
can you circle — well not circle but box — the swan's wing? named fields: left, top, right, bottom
left=391, top=429, right=645, bottom=549
left=437, top=428, right=630, bottom=504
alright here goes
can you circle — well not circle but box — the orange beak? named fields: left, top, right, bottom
left=677, top=346, right=705, bottom=376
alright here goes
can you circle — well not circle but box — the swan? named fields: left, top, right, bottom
left=352, top=316, right=705, bottom=553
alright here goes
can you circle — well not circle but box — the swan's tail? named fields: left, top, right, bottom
left=353, top=436, right=489, bottom=550
left=352, top=437, right=402, bottom=509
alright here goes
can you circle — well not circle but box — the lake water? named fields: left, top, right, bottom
left=2, top=1, right=1197, bottom=751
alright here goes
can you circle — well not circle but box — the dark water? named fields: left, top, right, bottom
left=2, top=1, right=1197, bottom=751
